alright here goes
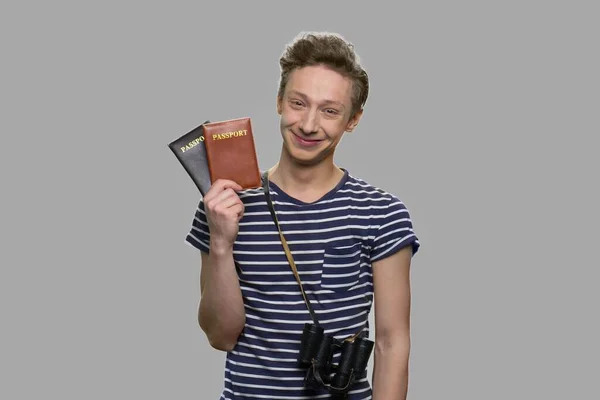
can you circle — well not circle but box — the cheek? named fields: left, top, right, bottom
left=280, top=109, right=300, bottom=127
left=322, top=121, right=347, bottom=140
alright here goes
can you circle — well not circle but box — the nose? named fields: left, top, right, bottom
left=299, top=109, right=318, bottom=135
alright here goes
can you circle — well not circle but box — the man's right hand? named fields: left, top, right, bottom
left=203, top=179, right=245, bottom=252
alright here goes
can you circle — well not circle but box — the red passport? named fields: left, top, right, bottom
left=202, top=117, right=261, bottom=189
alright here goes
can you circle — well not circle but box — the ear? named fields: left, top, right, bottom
left=276, top=96, right=283, bottom=115
left=345, top=108, right=363, bottom=132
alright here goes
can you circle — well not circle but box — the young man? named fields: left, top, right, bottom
left=186, top=32, right=420, bottom=400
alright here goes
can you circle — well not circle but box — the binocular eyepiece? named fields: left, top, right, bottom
left=297, top=323, right=374, bottom=397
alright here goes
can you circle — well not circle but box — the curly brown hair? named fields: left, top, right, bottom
left=277, top=32, right=369, bottom=118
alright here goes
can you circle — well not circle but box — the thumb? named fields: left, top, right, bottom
left=222, top=180, right=243, bottom=192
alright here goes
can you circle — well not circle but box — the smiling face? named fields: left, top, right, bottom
left=277, top=64, right=363, bottom=166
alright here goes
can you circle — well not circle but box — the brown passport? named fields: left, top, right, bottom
left=202, top=117, right=261, bottom=189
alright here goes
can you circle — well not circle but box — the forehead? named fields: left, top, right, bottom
left=284, top=65, right=353, bottom=106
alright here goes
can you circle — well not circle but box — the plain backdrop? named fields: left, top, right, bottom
left=1, top=1, right=598, bottom=399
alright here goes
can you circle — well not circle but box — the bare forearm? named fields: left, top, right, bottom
left=372, top=336, right=410, bottom=400
left=198, top=245, right=245, bottom=350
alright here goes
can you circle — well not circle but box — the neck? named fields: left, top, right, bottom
left=267, top=150, right=344, bottom=201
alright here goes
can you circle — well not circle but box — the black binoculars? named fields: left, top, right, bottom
left=297, top=323, right=374, bottom=398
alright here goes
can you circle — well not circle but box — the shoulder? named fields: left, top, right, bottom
left=343, top=171, right=407, bottom=209
left=343, top=171, right=420, bottom=260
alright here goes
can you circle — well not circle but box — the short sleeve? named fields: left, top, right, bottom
left=185, top=199, right=211, bottom=253
left=370, top=195, right=420, bottom=262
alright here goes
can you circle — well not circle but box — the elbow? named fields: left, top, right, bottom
left=375, top=328, right=411, bottom=355
left=207, top=335, right=237, bottom=352
left=199, top=316, right=245, bottom=352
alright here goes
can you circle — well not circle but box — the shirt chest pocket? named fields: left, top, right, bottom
left=320, top=242, right=363, bottom=292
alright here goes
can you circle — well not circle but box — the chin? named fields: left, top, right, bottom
left=284, top=144, right=314, bottom=164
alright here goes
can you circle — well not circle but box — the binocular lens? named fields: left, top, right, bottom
left=314, top=334, right=334, bottom=368
left=352, top=337, right=374, bottom=373
left=330, top=340, right=356, bottom=389
left=298, top=323, right=325, bottom=365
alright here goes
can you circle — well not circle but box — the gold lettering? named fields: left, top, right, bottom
left=180, top=136, right=205, bottom=152
left=212, top=129, right=248, bottom=141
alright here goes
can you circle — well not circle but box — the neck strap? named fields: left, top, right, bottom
left=262, top=171, right=319, bottom=326
left=261, top=170, right=365, bottom=341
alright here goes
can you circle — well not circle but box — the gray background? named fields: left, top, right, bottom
left=2, top=1, right=598, bottom=399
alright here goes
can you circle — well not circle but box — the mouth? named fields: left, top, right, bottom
left=291, top=132, right=323, bottom=147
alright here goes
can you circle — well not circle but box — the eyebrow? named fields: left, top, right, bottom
left=288, top=90, right=346, bottom=109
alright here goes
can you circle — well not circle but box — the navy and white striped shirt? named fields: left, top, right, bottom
left=185, top=169, right=420, bottom=399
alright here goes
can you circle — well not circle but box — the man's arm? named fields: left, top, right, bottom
left=371, top=245, right=413, bottom=400
left=196, top=179, right=247, bottom=352
left=198, top=248, right=245, bottom=351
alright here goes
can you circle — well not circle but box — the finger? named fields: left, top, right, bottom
left=208, top=188, right=239, bottom=208
left=213, top=179, right=243, bottom=193
left=214, top=193, right=242, bottom=212
left=206, top=198, right=242, bottom=225
left=230, top=203, right=244, bottom=220
left=206, top=192, right=242, bottom=218
left=203, top=179, right=243, bottom=203
left=203, top=183, right=223, bottom=203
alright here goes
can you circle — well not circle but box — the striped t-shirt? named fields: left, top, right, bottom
left=185, top=169, right=420, bottom=400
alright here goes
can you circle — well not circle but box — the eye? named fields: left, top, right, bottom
left=324, top=108, right=339, bottom=115
left=289, top=99, right=304, bottom=108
